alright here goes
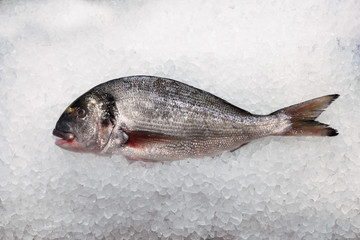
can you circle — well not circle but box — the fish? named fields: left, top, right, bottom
left=52, top=75, right=339, bottom=161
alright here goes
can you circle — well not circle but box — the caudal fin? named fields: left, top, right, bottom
left=272, top=94, right=339, bottom=137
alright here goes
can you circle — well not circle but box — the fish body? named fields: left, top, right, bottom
left=53, top=76, right=339, bottom=161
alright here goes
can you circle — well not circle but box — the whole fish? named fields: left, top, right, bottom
left=53, top=76, right=339, bottom=161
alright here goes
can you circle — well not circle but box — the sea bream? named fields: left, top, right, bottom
left=53, top=76, right=339, bottom=161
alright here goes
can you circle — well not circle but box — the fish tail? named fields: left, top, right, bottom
left=272, top=94, right=339, bottom=137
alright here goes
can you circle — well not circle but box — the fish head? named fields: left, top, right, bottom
left=53, top=91, right=116, bottom=154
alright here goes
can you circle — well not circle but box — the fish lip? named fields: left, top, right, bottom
left=52, top=129, right=75, bottom=142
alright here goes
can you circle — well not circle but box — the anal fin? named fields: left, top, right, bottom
left=230, top=142, right=249, bottom=152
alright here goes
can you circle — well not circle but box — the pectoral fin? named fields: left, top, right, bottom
left=125, top=130, right=179, bottom=149
left=100, top=128, right=129, bottom=154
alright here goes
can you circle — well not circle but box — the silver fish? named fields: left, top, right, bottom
left=53, top=76, right=339, bottom=161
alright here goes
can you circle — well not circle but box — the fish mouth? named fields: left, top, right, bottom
left=52, top=129, right=76, bottom=146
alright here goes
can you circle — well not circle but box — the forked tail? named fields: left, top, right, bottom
left=272, top=94, right=339, bottom=136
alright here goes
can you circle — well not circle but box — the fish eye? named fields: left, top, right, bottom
left=77, top=109, right=86, bottom=118
left=72, top=108, right=86, bottom=118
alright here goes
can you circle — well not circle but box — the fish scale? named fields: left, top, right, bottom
left=53, top=75, right=339, bottom=161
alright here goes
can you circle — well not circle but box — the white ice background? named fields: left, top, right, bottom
left=0, top=0, right=360, bottom=239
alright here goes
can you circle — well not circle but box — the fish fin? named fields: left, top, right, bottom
left=230, top=142, right=249, bottom=152
left=125, top=156, right=158, bottom=163
left=100, top=128, right=129, bottom=154
left=125, top=130, right=178, bottom=149
left=272, top=94, right=339, bottom=137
